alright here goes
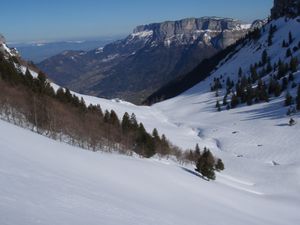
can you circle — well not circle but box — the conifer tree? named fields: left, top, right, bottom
left=250, top=65, right=258, bottom=82
left=246, top=85, right=253, bottom=106
left=267, top=59, right=273, bottom=73
left=238, top=67, right=243, bottom=77
left=274, top=81, right=282, bottom=97
left=267, top=24, right=276, bottom=46
left=223, top=95, right=228, bottom=106
left=195, top=144, right=201, bottom=158
left=262, top=50, right=268, bottom=65
left=285, top=91, right=293, bottom=106
left=297, top=85, right=300, bottom=110
left=289, top=31, right=293, bottom=44
left=121, top=112, right=131, bottom=133
left=281, top=77, right=288, bottom=91
left=277, top=59, right=286, bottom=79
left=286, top=48, right=292, bottom=58
left=290, top=57, right=299, bottom=72
left=215, top=159, right=225, bottom=171
left=231, top=94, right=239, bottom=108
left=130, top=113, right=138, bottom=130
left=37, top=71, right=47, bottom=86
left=282, top=40, right=287, bottom=48
left=152, top=128, right=159, bottom=140
left=103, top=110, right=110, bottom=123
left=216, top=100, right=221, bottom=111
left=195, top=148, right=216, bottom=180
left=109, top=110, right=120, bottom=127
left=24, top=68, right=33, bottom=87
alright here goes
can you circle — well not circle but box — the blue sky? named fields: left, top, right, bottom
left=1, top=0, right=273, bottom=42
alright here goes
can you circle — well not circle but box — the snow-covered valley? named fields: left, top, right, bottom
left=0, top=119, right=299, bottom=225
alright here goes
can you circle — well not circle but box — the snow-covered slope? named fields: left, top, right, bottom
left=1, top=17, right=300, bottom=225
left=153, top=17, right=300, bottom=194
left=0, top=119, right=299, bottom=225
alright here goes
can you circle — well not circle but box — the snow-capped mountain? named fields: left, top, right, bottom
left=0, top=34, right=19, bottom=58
left=37, top=17, right=255, bottom=103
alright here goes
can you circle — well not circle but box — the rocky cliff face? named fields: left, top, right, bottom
left=271, top=0, right=300, bottom=19
left=132, top=17, right=250, bottom=48
left=38, top=17, right=254, bottom=103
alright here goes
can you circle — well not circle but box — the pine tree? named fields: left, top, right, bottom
left=195, top=149, right=216, bottom=180
left=282, top=40, right=287, bottom=48
left=266, top=59, right=273, bottom=73
left=103, top=110, right=110, bottom=123
left=121, top=112, right=131, bottom=133
left=109, top=110, right=120, bottom=127
left=285, top=91, right=293, bottom=106
left=250, top=65, right=258, bottom=82
left=195, top=144, right=201, bottom=156
left=274, top=81, right=282, bottom=97
left=215, top=159, right=225, bottom=171
left=130, top=113, right=138, bottom=130
left=24, top=68, right=33, bottom=87
left=268, top=24, right=276, bottom=46
left=281, top=77, right=288, bottom=91
left=288, top=73, right=295, bottom=81
left=297, top=85, right=300, bottom=110
left=286, top=48, right=292, bottom=58
left=260, top=83, right=270, bottom=102
left=246, top=85, right=253, bottom=106
left=277, top=59, right=286, bottom=79
left=238, top=67, right=243, bottom=77
left=37, top=71, right=47, bottom=85
left=231, top=94, right=239, bottom=108
left=223, top=95, right=228, bottom=106
left=262, top=50, right=268, bottom=65
left=289, top=31, right=293, bottom=44
left=152, top=128, right=159, bottom=139
left=216, top=100, right=221, bottom=111
left=290, top=57, right=299, bottom=72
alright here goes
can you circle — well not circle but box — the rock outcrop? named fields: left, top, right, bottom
left=133, top=17, right=250, bottom=49
left=271, top=0, right=300, bottom=19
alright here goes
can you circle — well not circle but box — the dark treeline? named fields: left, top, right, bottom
left=213, top=29, right=300, bottom=113
left=143, top=26, right=264, bottom=105
left=0, top=53, right=224, bottom=180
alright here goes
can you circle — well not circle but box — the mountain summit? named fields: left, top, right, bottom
left=38, top=17, right=253, bottom=103
left=271, top=0, right=300, bottom=19
left=132, top=17, right=251, bottom=48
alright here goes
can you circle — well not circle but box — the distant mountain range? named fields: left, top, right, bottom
left=11, top=37, right=123, bottom=63
left=37, top=17, right=258, bottom=103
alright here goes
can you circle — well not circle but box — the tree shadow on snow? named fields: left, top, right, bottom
left=234, top=101, right=287, bottom=121
left=275, top=123, right=290, bottom=127
left=180, top=167, right=209, bottom=181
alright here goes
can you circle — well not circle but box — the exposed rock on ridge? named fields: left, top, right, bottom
left=38, top=17, right=253, bottom=103
left=271, top=0, right=300, bottom=19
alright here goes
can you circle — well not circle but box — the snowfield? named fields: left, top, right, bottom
left=0, top=120, right=299, bottom=225
left=1, top=17, right=300, bottom=224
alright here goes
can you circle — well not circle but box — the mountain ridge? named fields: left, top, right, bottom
left=37, top=17, right=254, bottom=103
